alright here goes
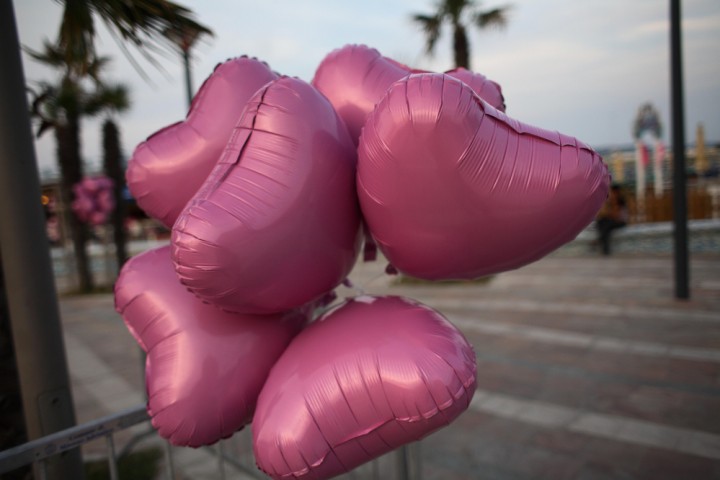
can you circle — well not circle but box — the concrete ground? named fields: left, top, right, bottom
left=58, top=250, right=720, bottom=479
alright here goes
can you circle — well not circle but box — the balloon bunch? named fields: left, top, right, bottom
left=71, top=175, right=115, bottom=225
left=115, top=44, right=609, bottom=479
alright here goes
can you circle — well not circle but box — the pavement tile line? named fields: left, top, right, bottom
left=449, top=315, right=720, bottom=364
left=470, top=389, right=720, bottom=461
left=422, top=298, right=720, bottom=324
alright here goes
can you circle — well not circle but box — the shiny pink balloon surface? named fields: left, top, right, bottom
left=126, top=57, right=278, bottom=228
left=171, top=77, right=362, bottom=315
left=114, top=246, right=307, bottom=447
left=253, top=295, right=476, bottom=480
left=358, top=74, right=610, bottom=280
left=312, top=44, right=505, bottom=145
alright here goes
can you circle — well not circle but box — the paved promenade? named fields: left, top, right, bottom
left=58, top=251, right=720, bottom=479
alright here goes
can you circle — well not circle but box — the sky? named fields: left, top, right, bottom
left=12, top=0, right=720, bottom=178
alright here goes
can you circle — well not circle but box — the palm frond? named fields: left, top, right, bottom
left=85, top=83, right=131, bottom=116
left=412, top=14, right=442, bottom=55
left=474, top=6, right=511, bottom=29
left=54, top=0, right=213, bottom=78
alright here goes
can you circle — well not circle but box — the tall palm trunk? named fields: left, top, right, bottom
left=56, top=114, right=94, bottom=292
left=102, top=119, right=128, bottom=270
left=453, top=24, right=470, bottom=69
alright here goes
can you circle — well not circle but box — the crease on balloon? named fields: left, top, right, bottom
left=235, top=173, right=291, bottom=202
left=172, top=229, right=230, bottom=266
left=524, top=136, right=537, bottom=190
left=294, top=442, right=316, bottom=476
left=114, top=286, right=142, bottom=316
left=490, top=123, right=512, bottom=194
left=275, top=381, right=473, bottom=479
left=362, top=50, right=383, bottom=86
left=331, top=364, right=362, bottom=426
left=164, top=417, right=191, bottom=445
left=132, top=308, right=169, bottom=351
left=207, top=189, right=263, bottom=221
left=436, top=75, right=446, bottom=125
left=471, top=113, right=499, bottom=188
left=413, top=365, right=441, bottom=419
left=429, top=348, right=477, bottom=400
left=474, top=94, right=594, bottom=152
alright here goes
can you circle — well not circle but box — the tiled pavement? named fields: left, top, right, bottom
left=58, top=251, right=720, bottom=479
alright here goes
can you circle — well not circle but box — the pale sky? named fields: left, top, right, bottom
left=12, top=0, right=720, bottom=178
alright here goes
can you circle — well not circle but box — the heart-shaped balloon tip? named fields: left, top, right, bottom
left=115, top=246, right=308, bottom=447
left=171, top=76, right=362, bottom=315
left=253, top=295, right=476, bottom=480
left=126, top=56, right=279, bottom=228
left=358, top=73, right=610, bottom=280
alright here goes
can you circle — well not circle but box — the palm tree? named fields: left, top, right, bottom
left=28, top=45, right=113, bottom=292
left=55, top=0, right=212, bottom=78
left=30, top=45, right=136, bottom=291
left=413, top=0, right=511, bottom=70
left=94, top=84, right=131, bottom=271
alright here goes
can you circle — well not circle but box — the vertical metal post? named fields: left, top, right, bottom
left=216, top=441, right=227, bottom=480
left=0, top=1, right=84, bottom=478
left=106, top=435, right=120, bottom=480
left=396, top=446, right=410, bottom=480
left=182, top=49, right=193, bottom=109
left=163, top=442, right=175, bottom=480
left=670, top=0, right=690, bottom=299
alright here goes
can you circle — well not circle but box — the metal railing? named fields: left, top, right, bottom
left=0, top=404, right=420, bottom=480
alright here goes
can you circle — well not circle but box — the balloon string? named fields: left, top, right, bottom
left=345, top=266, right=393, bottom=297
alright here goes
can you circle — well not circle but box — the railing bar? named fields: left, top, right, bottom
left=163, top=441, right=175, bottom=480
left=217, top=442, right=227, bottom=480
left=106, top=434, right=120, bottom=480
left=0, top=404, right=148, bottom=473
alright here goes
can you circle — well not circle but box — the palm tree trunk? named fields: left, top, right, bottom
left=102, top=119, right=128, bottom=270
left=56, top=118, right=94, bottom=292
left=453, top=24, right=471, bottom=69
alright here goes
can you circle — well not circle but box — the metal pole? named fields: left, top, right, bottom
left=0, top=1, right=84, bottom=478
left=183, top=48, right=193, bottom=109
left=670, top=0, right=689, bottom=299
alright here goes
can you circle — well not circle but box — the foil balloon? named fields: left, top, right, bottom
left=445, top=66, right=505, bottom=112
left=172, top=77, right=362, bottom=315
left=253, top=295, right=477, bottom=480
left=71, top=176, right=115, bottom=225
left=126, top=57, right=279, bottom=228
left=358, top=73, right=610, bottom=280
left=114, top=246, right=307, bottom=447
left=312, top=44, right=505, bottom=145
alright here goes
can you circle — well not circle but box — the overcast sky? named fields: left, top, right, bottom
left=12, top=0, right=720, bottom=177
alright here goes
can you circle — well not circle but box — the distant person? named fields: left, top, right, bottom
left=596, top=184, right=628, bottom=255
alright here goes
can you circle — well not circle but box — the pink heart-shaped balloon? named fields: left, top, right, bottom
left=114, top=246, right=307, bottom=447
left=171, top=77, right=362, bottom=314
left=358, top=73, right=610, bottom=280
left=253, top=295, right=476, bottom=480
left=126, top=57, right=279, bottom=228
left=312, top=44, right=505, bottom=145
